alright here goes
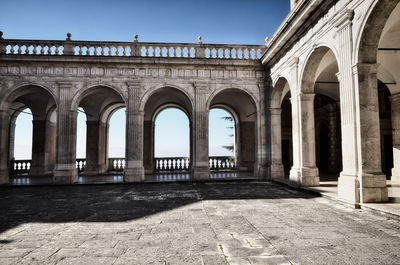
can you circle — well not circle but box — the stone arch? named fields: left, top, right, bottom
left=139, top=84, right=194, bottom=113
left=152, top=103, right=190, bottom=123
left=271, top=76, right=291, bottom=109
left=356, top=0, right=400, bottom=64
left=206, top=87, right=259, bottom=113
left=355, top=0, right=400, bottom=191
left=0, top=83, right=57, bottom=112
left=70, top=84, right=127, bottom=113
left=1, top=84, right=58, bottom=179
left=300, top=45, right=340, bottom=94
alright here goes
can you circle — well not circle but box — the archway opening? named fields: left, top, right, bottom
left=5, top=85, right=57, bottom=179
left=154, top=107, right=190, bottom=172
left=281, top=91, right=292, bottom=178
left=300, top=46, right=342, bottom=186
left=11, top=107, right=33, bottom=176
left=209, top=88, right=257, bottom=174
left=76, top=107, right=87, bottom=172
left=107, top=107, right=126, bottom=172
left=74, top=86, right=126, bottom=176
left=143, top=87, right=193, bottom=175
left=358, top=1, right=400, bottom=190
left=209, top=107, right=237, bottom=171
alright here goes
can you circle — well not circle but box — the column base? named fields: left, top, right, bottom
left=124, top=167, right=144, bottom=182
left=338, top=172, right=359, bottom=204
left=254, top=164, right=269, bottom=180
left=359, top=173, right=388, bottom=203
left=0, top=169, right=9, bottom=184
left=53, top=164, right=78, bottom=184
left=29, top=166, right=53, bottom=177
left=270, top=163, right=284, bottom=179
left=193, top=167, right=210, bottom=181
left=289, top=167, right=319, bottom=187
left=83, top=164, right=107, bottom=176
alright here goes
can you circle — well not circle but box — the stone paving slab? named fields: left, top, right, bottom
left=0, top=182, right=400, bottom=264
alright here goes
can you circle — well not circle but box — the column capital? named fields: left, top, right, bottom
left=334, top=9, right=354, bottom=30
left=352, top=63, right=378, bottom=75
left=57, top=81, right=73, bottom=89
left=127, top=81, right=142, bottom=89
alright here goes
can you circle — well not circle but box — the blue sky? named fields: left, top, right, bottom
left=8, top=0, right=290, bottom=159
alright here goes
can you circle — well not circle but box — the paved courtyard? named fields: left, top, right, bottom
left=1, top=182, right=400, bottom=265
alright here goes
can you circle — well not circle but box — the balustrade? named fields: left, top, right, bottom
left=209, top=156, right=236, bottom=170
left=108, top=158, right=125, bottom=171
left=0, top=32, right=264, bottom=60
left=76, top=159, right=86, bottom=173
left=10, top=159, right=31, bottom=175
left=9, top=156, right=237, bottom=176
left=154, top=157, right=190, bottom=172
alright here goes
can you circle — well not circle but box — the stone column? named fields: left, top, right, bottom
left=30, top=120, right=51, bottom=176
left=289, top=93, right=319, bottom=186
left=54, top=82, right=78, bottom=184
left=335, top=9, right=361, bottom=204
left=354, top=63, right=388, bottom=202
left=46, top=121, right=57, bottom=172
left=254, top=82, right=269, bottom=179
left=124, top=81, right=144, bottom=182
left=270, top=108, right=284, bottom=179
left=391, top=93, right=400, bottom=183
left=143, top=120, right=154, bottom=174
left=241, top=121, right=255, bottom=170
left=85, top=120, right=107, bottom=175
left=8, top=119, right=16, bottom=161
left=0, top=110, right=10, bottom=184
left=192, top=85, right=210, bottom=180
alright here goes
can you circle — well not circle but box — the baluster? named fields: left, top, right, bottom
left=40, top=44, right=45, bottom=54
left=145, top=46, right=149, bottom=56
left=55, top=45, right=59, bottom=55
left=115, top=46, right=119, bottom=56
left=10, top=44, right=15, bottom=54
left=123, top=46, right=127, bottom=56
left=17, top=45, right=22, bottom=54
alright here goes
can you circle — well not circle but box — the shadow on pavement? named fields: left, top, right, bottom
left=0, top=181, right=318, bottom=234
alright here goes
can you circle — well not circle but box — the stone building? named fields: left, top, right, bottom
left=0, top=0, right=399, bottom=206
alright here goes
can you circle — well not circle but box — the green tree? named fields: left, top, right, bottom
left=220, top=116, right=234, bottom=153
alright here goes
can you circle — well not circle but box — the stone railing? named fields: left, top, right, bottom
left=209, top=156, right=236, bottom=170
left=10, top=159, right=31, bottom=175
left=76, top=159, right=86, bottom=173
left=154, top=157, right=190, bottom=172
left=0, top=32, right=264, bottom=60
left=9, top=156, right=237, bottom=176
left=108, top=158, right=125, bottom=172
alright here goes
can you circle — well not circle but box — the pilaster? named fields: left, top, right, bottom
left=270, top=108, right=284, bottom=179
left=54, top=81, right=78, bottom=184
left=334, top=9, right=360, bottom=204
left=124, top=81, right=145, bottom=182
left=0, top=110, right=10, bottom=184
left=353, top=62, right=388, bottom=203
left=254, top=82, right=269, bottom=180
left=192, top=83, right=210, bottom=180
